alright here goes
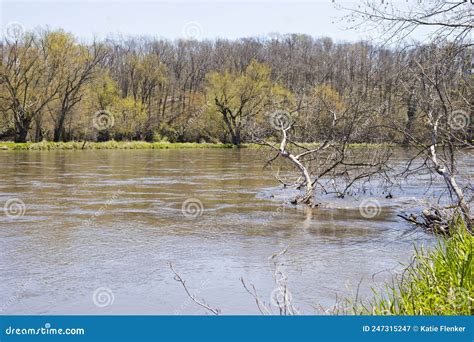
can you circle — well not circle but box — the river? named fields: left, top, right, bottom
left=0, top=148, right=471, bottom=314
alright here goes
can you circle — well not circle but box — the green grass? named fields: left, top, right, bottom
left=0, top=141, right=392, bottom=151
left=350, top=219, right=473, bottom=315
left=0, top=141, right=241, bottom=150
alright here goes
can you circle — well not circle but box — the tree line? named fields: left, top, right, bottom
left=0, top=29, right=471, bottom=145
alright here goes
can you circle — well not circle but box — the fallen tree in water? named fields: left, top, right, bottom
left=398, top=207, right=464, bottom=236
left=259, top=95, right=391, bottom=207
left=397, top=205, right=471, bottom=235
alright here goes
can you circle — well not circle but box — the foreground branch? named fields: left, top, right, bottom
left=169, top=262, right=221, bottom=315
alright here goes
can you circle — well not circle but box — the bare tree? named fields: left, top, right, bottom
left=341, top=0, right=473, bottom=44
left=394, top=43, right=472, bottom=231
left=260, top=93, right=391, bottom=207
left=346, top=0, right=473, bottom=232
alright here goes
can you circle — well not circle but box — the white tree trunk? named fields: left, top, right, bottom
left=428, top=116, right=471, bottom=231
left=278, top=126, right=316, bottom=206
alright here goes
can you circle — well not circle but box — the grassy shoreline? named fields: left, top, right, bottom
left=351, top=219, right=473, bottom=315
left=0, top=141, right=392, bottom=151
left=0, top=141, right=239, bottom=150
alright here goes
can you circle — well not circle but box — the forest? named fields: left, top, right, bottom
left=1, top=29, right=471, bottom=145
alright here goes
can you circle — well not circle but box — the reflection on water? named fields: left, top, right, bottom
left=0, top=148, right=470, bottom=314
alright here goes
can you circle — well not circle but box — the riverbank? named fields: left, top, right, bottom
left=0, top=141, right=238, bottom=150
left=352, top=220, right=473, bottom=315
left=0, top=141, right=390, bottom=151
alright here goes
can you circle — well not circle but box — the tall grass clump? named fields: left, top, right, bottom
left=352, top=218, right=473, bottom=315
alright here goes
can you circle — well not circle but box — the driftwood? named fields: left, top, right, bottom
left=398, top=208, right=455, bottom=235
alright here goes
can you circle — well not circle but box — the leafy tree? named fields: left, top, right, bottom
left=0, top=32, right=63, bottom=142
left=111, top=97, right=147, bottom=140
left=206, top=60, right=292, bottom=145
left=46, top=31, right=108, bottom=141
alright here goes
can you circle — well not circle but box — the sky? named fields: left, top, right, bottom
left=0, top=0, right=429, bottom=43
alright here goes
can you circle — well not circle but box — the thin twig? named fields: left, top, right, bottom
left=169, top=262, right=220, bottom=315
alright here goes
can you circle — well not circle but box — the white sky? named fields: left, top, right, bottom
left=0, top=0, right=432, bottom=43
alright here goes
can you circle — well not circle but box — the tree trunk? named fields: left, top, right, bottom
left=13, top=109, right=32, bottom=143
left=403, top=94, right=416, bottom=145
left=217, top=102, right=241, bottom=146
left=276, top=126, right=316, bottom=206
left=14, top=117, right=31, bottom=143
left=14, top=126, right=29, bottom=143
left=232, top=127, right=241, bottom=146
left=53, top=127, right=62, bottom=142
left=53, top=112, right=67, bottom=142
left=437, top=166, right=472, bottom=232
left=34, top=118, right=43, bottom=142
left=428, top=129, right=472, bottom=232
left=35, top=122, right=43, bottom=142
left=287, top=153, right=315, bottom=206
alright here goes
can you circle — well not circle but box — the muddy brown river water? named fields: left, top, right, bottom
left=0, top=148, right=471, bottom=314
